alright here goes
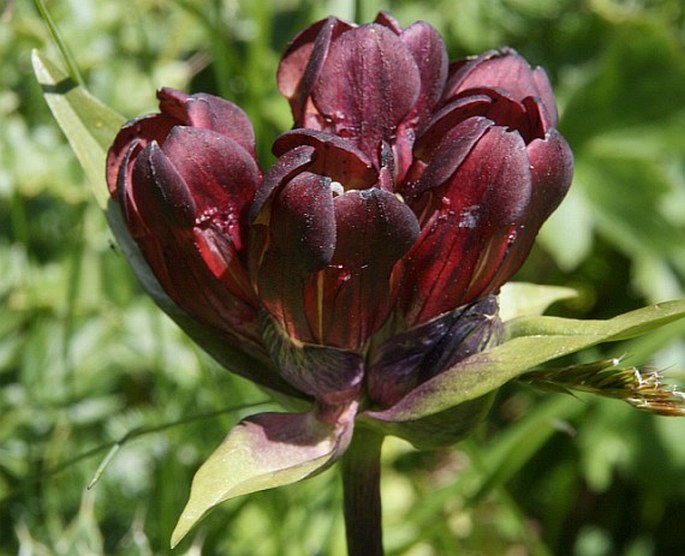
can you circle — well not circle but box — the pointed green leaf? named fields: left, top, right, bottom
left=504, top=299, right=685, bottom=342
left=365, top=300, right=685, bottom=424
left=31, top=49, right=125, bottom=207
left=171, top=410, right=353, bottom=548
left=498, top=282, right=579, bottom=321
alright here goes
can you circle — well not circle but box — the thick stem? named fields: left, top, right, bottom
left=353, top=0, right=373, bottom=24
left=341, top=426, right=385, bottom=556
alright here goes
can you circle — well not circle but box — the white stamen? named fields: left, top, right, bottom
left=330, top=181, right=344, bottom=196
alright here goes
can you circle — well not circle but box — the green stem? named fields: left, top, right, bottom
left=353, top=0, right=374, bottom=24
left=34, top=0, right=85, bottom=86
left=341, top=426, right=385, bottom=556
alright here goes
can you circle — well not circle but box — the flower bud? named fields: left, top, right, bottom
left=106, top=88, right=264, bottom=353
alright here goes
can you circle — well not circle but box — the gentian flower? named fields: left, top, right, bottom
left=105, top=11, right=573, bottom=545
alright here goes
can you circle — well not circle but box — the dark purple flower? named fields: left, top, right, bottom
left=275, top=14, right=573, bottom=329
left=107, top=88, right=263, bottom=351
left=107, top=12, right=572, bottom=444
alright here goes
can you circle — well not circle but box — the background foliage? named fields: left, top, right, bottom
left=2, top=0, right=684, bottom=554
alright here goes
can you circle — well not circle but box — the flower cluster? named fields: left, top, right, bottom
left=107, top=12, right=572, bottom=446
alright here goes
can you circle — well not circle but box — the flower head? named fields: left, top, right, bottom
left=107, top=12, right=572, bottom=447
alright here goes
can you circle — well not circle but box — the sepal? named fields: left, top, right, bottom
left=361, top=394, right=494, bottom=450
left=368, top=296, right=501, bottom=408
left=365, top=300, right=685, bottom=424
left=260, top=312, right=364, bottom=405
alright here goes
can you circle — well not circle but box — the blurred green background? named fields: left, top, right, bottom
left=2, top=0, right=684, bottom=554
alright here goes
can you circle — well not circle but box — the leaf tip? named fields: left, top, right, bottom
left=170, top=517, right=192, bottom=549
left=170, top=489, right=215, bottom=549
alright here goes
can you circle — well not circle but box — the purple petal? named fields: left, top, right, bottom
left=415, top=88, right=548, bottom=157
left=154, top=87, right=191, bottom=121
left=272, top=129, right=377, bottom=187
left=261, top=314, right=364, bottom=405
left=106, top=113, right=179, bottom=197
left=261, top=171, right=336, bottom=272
left=126, top=143, right=185, bottom=282
left=401, top=126, right=532, bottom=324
left=391, top=21, right=450, bottom=181
left=405, top=116, right=492, bottom=201
left=311, top=188, right=420, bottom=348
left=125, top=128, right=266, bottom=346
left=157, top=127, right=260, bottom=296
left=107, top=87, right=260, bottom=204
left=254, top=171, right=336, bottom=344
left=108, top=200, right=303, bottom=400
left=374, top=11, right=403, bottom=34
left=526, top=128, right=574, bottom=222
left=277, top=16, right=354, bottom=124
left=135, top=141, right=197, bottom=229
left=128, top=143, right=262, bottom=342
left=160, top=127, right=259, bottom=223
left=311, top=24, right=421, bottom=161
left=458, top=87, right=546, bottom=143
left=445, top=48, right=558, bottom=126
left=250, top=145, right=316, bottom=224
left=475, top=129, right=574, bottom=295
left=412, top=95, right=493, bottom=161
left=531, top=67, right=558, bottom=126
left=182, top=92, right=257, bottom=156
left=400, top=21, right=449, bottom=127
